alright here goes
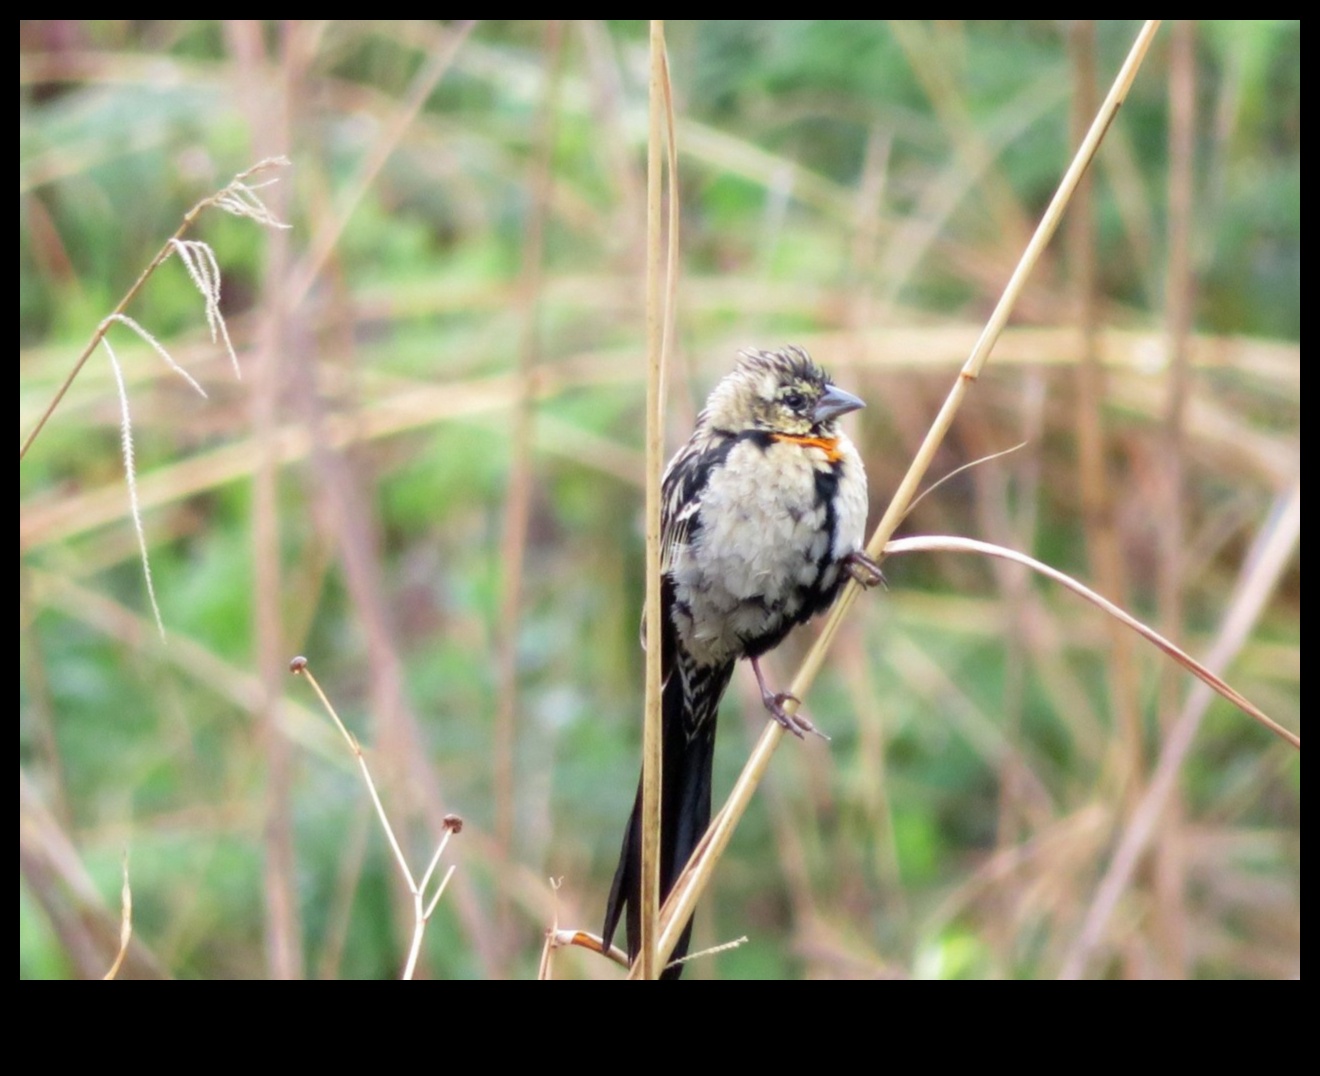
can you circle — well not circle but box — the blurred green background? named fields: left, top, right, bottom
left=20, top=20, right=1299, bottom=979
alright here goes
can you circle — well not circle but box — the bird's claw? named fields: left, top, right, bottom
left=761, top=689, right=830, bottom=741
left=844, top=550, right=887, bottom=589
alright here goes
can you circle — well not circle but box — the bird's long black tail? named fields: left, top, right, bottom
left=602, top=647, right=734, bottom=979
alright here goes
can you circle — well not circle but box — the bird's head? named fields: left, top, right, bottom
left=702, top=346, right=865, bottom=438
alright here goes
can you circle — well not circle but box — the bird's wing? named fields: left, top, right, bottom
left=659, top=431, right=736, bottom=571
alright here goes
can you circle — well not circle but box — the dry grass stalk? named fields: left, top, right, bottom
left=290, top=657, right=462, bottom=980
left=635, top=17, right=678, bottom=981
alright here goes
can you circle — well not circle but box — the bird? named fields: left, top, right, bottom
left=602, top=345, right=881, bottom=978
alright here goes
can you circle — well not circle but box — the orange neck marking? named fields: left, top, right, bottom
left=773, top=433, right=843, bottom=461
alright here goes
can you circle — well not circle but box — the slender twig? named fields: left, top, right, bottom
left=290, top=657, right=463, bottom=980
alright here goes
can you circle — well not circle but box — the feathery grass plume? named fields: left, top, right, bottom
left=168, top=239, right=239, bottom=379
left=206, top=163, right=294, bottom=229
left=103, top=334, right=163, bottom=639
left=22, top=157, right=292, bottom=640
left=20, top=157, right=290, bottom=462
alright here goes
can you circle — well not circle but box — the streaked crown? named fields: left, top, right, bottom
left=700, top=346, right=864, bottom=437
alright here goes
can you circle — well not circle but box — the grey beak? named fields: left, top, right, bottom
left=814, top=384, right=865, bottom=424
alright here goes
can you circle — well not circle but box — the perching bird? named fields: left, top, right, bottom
left=603, top=346, right=880, bottom=977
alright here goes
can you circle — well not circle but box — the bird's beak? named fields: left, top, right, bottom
left=814, top=384, right=865, bottom=424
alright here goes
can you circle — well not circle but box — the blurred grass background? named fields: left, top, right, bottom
left=19, top=20, right=1299, bottom=979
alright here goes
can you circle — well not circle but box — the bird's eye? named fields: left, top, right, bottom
left=782, top=391, right=806, bottom=410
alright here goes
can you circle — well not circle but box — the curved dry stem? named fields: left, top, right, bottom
left=885, top=535, right=1296, bottom=749
left=905, top=441, right=1027, bottom=518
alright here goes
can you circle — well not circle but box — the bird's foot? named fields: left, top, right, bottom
left=763, top=689, right=825, bottom=741
left=752, top=658, right=830, bottom=741
left=844, top=549, right=887, bottom=589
